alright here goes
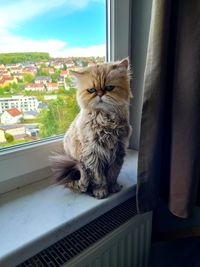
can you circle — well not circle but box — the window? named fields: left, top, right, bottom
left=0, top=0, right=134, bottom=194
left=0, top=0, right=106, bottom=149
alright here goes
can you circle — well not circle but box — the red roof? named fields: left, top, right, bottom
left=47, top=83, right=58, bottom=87
left=26, top=83, right=44, bottom=88
left=60, top=70, right=68, bottom=75
left=5, top=108, right=22, bottom=117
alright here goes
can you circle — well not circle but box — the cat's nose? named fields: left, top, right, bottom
left=97, top=90, right=104, bottom=97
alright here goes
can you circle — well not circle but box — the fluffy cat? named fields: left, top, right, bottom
left=50, top=58, right=132, bottom=199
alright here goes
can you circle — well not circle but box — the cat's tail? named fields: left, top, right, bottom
left=49, top=153, right=88, bottom=192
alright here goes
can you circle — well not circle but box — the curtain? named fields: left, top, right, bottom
left=137, top=0, right=200, bottom=218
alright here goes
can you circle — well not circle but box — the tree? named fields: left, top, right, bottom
left=5, top=133, right=14, bottom=143
left=23, top=73, right=34, bottom=83
left=38, top=94, right=79, bottom=138
left=51, top=70, right=60, bottom=82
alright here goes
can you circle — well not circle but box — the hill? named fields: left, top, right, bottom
left=0, top=52, right=50, bottom=64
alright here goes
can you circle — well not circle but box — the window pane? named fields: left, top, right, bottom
left=0, top=0, right=106, bottom=148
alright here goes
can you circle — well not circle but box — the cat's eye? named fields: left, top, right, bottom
left=87, top=88, right=96, bottom=93
left=104, top=85, right=115, bottom=92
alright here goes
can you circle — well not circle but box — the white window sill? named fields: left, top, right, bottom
left=0, top=150, right=138, bottom=267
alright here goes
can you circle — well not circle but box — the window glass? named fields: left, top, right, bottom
left=0, top=0, right=106, bottom=148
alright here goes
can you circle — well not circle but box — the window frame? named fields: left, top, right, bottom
left=0, top=0, right=133, bottom=195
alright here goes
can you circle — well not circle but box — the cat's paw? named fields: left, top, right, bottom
left=109, top=183, right=123, bottom=193
left=93, top=187, right=109, bottom=199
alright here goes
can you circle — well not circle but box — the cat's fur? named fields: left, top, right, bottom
left=50, top=58, right=132, bottom=199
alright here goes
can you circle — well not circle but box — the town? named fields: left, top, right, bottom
left=0, top=55, right=105, bottom=147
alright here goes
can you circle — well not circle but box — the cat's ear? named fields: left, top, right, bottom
left=117, top=58, right=129, bottom=69
left=112, top=58, right=129, bottom=70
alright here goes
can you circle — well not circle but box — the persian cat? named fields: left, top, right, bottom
left=51, top=58, right=132, bottom=199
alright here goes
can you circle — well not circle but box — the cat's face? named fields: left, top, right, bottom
left=71, top=59, right=131, bottom=113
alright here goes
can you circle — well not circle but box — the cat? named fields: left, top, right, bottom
left=50, top=58, right=132, bottom=199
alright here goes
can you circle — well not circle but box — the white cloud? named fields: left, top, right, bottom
left=0, top=0, right=104, bottom=29
left=0, top=0, right=106, bottom=57
left=0, top=29, right=105, bottom=57
left=52, top=44, right=106, bottom=57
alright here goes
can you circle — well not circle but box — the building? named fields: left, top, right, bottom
left=35, top=76, right=52, bottom=85
left=0, top=76, right=17, bottom=88
left=60, top=70, right=69, bottom=78
left=1, top=108, right=22, bottom=124
left=10, top=67, right=23, bottom=74
left=57, top=76, right=64, bottom=86
left=22, top=68, right=36, bottom=76
left=0, top=125, right=26, bottom=143
left=52, top=63, right=64, bottom=69
left=23, top=111, right=38, bottom=120
left=44, top=95, right=57, bottom=101
left=25, top=83, right=45, bottom=91
left=65, top=60, right=75, bottom=68
left=13, top=73, right=24, bottom=80
left=46, top=83, right=59, bottom=91
left=25, top=124, right=39, bottom=137
left=0, top=95, right=40, bottom=113
left=41, top=68, right=55, bottom=74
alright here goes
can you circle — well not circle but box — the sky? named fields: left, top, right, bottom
left=0, top=0, right=106, bottom=57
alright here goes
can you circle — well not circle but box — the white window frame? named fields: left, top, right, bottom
left=0, top=0, right=132, bottom=195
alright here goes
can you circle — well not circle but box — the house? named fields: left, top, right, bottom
left=57, top=76, right=64, bottom=85
left=35, top=76, right=52, bottom=85
left=60, top=70, right=69, bottom=78
left=1, top=108, right=22, bottom=124
left=0, top=125, right=26, bottom=143
left=65, top=60, right=75, bottom=68
left=41, top=68, right=55, bottom=74
left=10, top=67, right=23, bottom=74
left=0, top=76, right=17, bottom=88
left=13, top=73, right=24, bottom=80
left=46, top=83, right=59, bottom=91
left=25, top=83, right=45, bottom=91
left=0, top=70, right=11, bottom=76
left=37, top=102, right=48, bottom=112
left=23, top=111, right=38, bottom=120
left=53, top=62, right=64, bottom=69
left=25, top=124, right=39, bottom=137
left=44, top=95, right=57, bottom=100
left=6, top=63, right=21, bottom=68
left=22, top=68, right=36, bottom=76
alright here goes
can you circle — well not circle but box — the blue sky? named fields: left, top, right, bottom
left=0, top=0, right=106, bottom=57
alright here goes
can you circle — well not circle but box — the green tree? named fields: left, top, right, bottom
left=38, top=95, right=79, bottom=138
left=51, top=70, right=60, bottom=82
left=5, top=133, right=14, bottom=143
left=23, top=73, right=34, bottom=83
left=0, top=52, right=50, bottom=64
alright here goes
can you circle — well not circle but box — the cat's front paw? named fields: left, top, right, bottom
left=109, top=183, right=123, bottom=193
left=92, top=187, right=109, bottom=199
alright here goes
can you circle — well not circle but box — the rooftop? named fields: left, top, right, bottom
left=4, top=108, right=22, bottom=117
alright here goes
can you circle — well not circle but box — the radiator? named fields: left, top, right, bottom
left=18, top=198, right=152, bottom=267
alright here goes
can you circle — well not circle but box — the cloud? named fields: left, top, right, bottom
left=0, top=0, right=105, bottom=58
left=53, top=44, right=106, bottom=57
left=0, top=29, right=105, bottom=57
left=0, top=0, right=104, bottom=29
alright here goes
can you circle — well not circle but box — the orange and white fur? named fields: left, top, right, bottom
left=51, top=58, right=132, bottom=199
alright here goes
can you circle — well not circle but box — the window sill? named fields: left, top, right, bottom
left=0, top=150, right=138, bottom=267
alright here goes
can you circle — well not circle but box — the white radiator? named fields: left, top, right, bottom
left=18, top=198, right=152, bottom=267
left=65, top=212, right=152, bottom=267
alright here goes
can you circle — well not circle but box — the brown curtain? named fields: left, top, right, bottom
left=137, top=0, right=200, bottom=218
